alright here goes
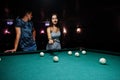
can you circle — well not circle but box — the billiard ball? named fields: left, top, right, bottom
left=0, top=58, right=1, bottom=61
left=53, top=56, right=59, bottom=62
left=68, top=51, right=72, bottom=55
left=40, top=52, right=44, bottom=57
left=81, top=50, right=86, bottom=54
left=99, top=58, right=106, bottom=64
left=75, top=52, right=80, bottom=57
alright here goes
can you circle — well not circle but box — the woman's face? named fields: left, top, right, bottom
left=51, top=15, right=58, bottom=25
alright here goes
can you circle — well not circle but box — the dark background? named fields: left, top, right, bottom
left=0, top=0, right=120, bottom=52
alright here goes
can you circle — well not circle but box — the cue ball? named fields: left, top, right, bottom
left=40, top=52, right=44, bottom=57
left=82, top=50, right=86, bottom=54
left=53, top=56, right=59, bottom=62
left=68, top=51, right=72, bottom=55
left=75, top=52, right=80, bottom=57
left=0, top=58, right=1, bottom=61
left=99, top=58, right=106, bottom=64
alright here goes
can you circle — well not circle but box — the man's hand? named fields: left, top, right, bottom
left=4, top=49, right=16, bottom=53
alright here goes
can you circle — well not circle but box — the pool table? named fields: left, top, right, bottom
left=0, top=48, right=120, bottom=80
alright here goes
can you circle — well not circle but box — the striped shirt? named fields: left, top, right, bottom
left=15, top=18, right=36, bottom=50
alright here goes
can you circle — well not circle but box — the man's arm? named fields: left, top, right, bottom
left=14, top=27, right=21, bottom=51
left=32, top=28, right=36, bottom=40
left=4, top=27, right=21, bottom=53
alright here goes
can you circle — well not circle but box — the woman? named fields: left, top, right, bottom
left=46, top=13, right=61, bottom=50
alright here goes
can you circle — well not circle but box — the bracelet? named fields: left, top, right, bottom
left=48, top=38, right=52, bottom=40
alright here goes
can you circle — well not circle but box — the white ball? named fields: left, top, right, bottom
left=82, top=50, right=86, bottom=54
left=68, top=51, right=72, bottom=55
left=75, top=52, right=80, bottom=57
left=99, top=58, right=106, bottom=64
left=0, top=58, right=1, bottom=61
left=40, top=52, right=44, bottom=57
left=53, top=56, right=59, bottom=62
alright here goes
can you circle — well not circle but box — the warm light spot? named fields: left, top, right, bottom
left=63, top=27, right=67, bottom=34
left=76, top=28, right=81, bottom=33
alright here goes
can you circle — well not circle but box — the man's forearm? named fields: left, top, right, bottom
left=33, top=30, right=36, bottom=40
left=14, top=35, right=20, bottom=50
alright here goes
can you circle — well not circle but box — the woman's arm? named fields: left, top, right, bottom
left=47, top=27, right=52, bottom=40
left=47, top=27, right=53, bottom=44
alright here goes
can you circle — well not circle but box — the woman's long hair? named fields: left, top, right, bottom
left=49, top=13, right=61, bottom=28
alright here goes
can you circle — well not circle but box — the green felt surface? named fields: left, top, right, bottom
left=0, top=50, right=120, bottom=80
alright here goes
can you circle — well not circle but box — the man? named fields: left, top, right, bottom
left=5, top=10, right=37, bottom=53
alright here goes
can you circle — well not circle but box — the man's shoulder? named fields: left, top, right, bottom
left=16, top=18, right=24, bottom=24
left=15, top=18, right=24, bottom=27
left=16, top=18, right=21, bottom=22
left=28, top=21, right=33, bottom=25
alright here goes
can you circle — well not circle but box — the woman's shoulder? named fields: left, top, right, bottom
left=47, top=26, right=51, bottom=29
left=47, top=27, right=52, bottom=32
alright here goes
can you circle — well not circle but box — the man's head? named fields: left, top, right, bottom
left=20, top=10, right=33, bottom=21
left=24, top=11, right=32, bottom=21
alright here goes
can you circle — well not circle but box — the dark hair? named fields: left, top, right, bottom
left=19, top=10, right=32, bottom=18
left=51, top=13, right=58, bottom=18
left=49, top=13, right=60, bottom=28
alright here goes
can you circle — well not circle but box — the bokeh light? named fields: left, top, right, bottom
left=40, top=29, right=45, bottom=34
left=76, top=27, right=81, bottom=33
left=4, top=28, right=11, bottom=34
left=63, top=27, right=67, bottom=34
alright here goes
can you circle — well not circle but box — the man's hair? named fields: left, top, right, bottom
left=19, top=9, right=32, bottom=18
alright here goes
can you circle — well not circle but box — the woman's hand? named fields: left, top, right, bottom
left=48, top=39, right=54, bottom=44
